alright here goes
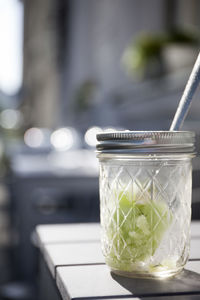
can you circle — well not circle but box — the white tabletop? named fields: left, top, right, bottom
left=36, top=222, right=200, bottom=300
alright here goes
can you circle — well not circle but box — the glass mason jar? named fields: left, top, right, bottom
left=96, top=131, right=195, bottom=279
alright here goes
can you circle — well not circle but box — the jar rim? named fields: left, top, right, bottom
left=96, top=130, right=196, bottom=154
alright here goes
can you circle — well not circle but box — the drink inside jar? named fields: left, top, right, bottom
left=104, top=184, right=174, bottom=277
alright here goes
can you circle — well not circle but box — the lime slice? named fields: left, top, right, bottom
left=107, top=188, right=172, bottom=270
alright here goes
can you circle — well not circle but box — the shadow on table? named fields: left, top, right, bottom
left=111, top=269, right=200, bottom=298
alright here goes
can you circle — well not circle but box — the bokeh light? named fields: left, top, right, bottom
left=0, top=109, right=23, bottom=129
left=24, top=128, right=44, bottom=148
left=50, top=128, right=74, bottom=151
left=84, top=126, right=103, bottom=147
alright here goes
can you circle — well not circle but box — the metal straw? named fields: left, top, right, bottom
left=170, top=52, right=200, bottom=131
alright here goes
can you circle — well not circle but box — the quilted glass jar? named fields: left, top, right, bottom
left=97, top=131, right=195, bottom=278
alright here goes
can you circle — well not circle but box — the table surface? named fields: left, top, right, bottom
left=36, top=222, right=200, bottom=300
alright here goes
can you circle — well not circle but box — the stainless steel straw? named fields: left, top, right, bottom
left=170, top=52, right=200, bottom=131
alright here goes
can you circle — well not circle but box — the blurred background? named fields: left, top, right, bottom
left=0, top=0, right=200, bottom=299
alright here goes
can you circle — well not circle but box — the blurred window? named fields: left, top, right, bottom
left=0, top=0, right=23, bottom=95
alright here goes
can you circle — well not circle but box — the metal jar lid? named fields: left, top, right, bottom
left=96, top=131, right=195, bottom=154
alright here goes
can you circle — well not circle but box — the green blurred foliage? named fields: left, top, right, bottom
left=122, top=28, right=200, bottom=79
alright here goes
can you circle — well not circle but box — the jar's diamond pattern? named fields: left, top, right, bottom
left=100, top=161, right=192, bottom=274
